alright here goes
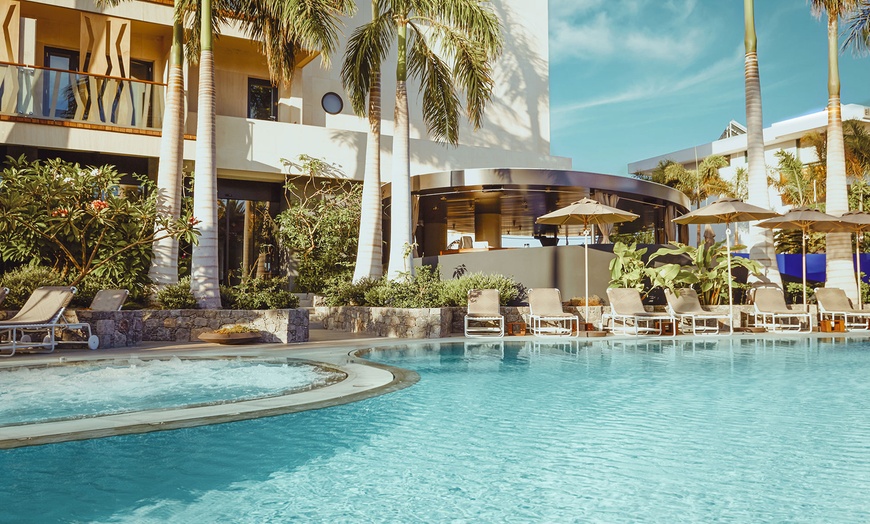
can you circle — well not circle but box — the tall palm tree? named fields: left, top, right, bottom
left=664, top=155, right=732, bottom=245
left=343, top=0, right=388, bottom=282
left=178, top=0, right=355, bottom=307
left=811, top=0, right=859, bottom=300
left=744, top=0, right=782, bottom=287
left=343, top=0, right=503, bottom=280
left=95, top=0, right=186, bottom=288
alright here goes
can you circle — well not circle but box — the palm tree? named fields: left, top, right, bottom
left=343, top=0, right=503, bottom=280
left=343, top=0, right=387, bottom=283
left=177, top=0, right=355, bottom=307
left=811, top=0, right=859, bottom=300
left=744, top=0, right=782, bottom=287
left=664, top=155, right=732, bottom=245
left=95, top=0, right=186, bottom=288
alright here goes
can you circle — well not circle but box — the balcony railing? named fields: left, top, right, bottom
left=0, top=61, right=166, bottom=131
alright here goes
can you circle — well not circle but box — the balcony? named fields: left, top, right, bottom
left=0, top=61, right=166, bottom=133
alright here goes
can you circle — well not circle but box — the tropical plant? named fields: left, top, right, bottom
left=220, top=276, right=299, bottom=309
left=342, top=0, right=503, bottom=280
left=774, top=229, right=826, bottom=255
left=648, top=242, right=763, bottom=305
left=771, top=149, right=816, bottom=207
left=810, top=0, right=860, bottom=300
left=742, top=0, right=782, bottom=288
left=155, top=276, right=198, bottom=309
left=663, top=154, right=732, bottom=245
left=274, top=156, right=362, bottom=293
left=94, top=1, right=186, bottom=290
left=0, top=156, right=199, bottom=287
left=608, top=242, right=651, bottom=295
left=438, top=272, right=523, bottom=306
left=343, top=0, right=385, bottom=283
left=0, top=265, right=67, bottom=309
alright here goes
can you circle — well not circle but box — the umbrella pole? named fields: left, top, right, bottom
left=726, top=225, right=734, bottom=323
left=584, top=224, right=590, bottom=326
left=858, top=232, right=863, bottom=310
left=802, top=229, right=808, bottom=312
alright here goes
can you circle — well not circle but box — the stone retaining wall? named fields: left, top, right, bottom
left=0, top=308, right=309, bottom=349
left=315, top=306, right=451, bottom=338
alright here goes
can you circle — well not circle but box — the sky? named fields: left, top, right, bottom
left=548, top=0, right=870, bottom=177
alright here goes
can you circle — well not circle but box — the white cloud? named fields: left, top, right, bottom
left=549, top=0, right=707, bottom=64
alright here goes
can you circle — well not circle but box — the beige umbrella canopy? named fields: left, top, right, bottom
left=835, top=210, right=870, bottom=308
left=536, top=198, right=639, bottom=323
left=672, top=198, right=781, bottom=318
left=756, top=207, right=843, bottom=309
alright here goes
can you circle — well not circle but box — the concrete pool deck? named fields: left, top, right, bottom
left=2, top=328, right=868, bottom=449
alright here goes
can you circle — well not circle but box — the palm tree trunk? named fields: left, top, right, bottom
left=352, top=1, right=384, bottom=283
left=744, top=0, right=783, bottom=288
left=824, top=15, right=858, bottom=300
left=149, top=19, right=185, bottom=288
left=387, top=23, right=413, bottom=280
left=191, top=0, right=221, bottom=308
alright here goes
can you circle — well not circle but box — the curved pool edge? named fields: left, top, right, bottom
left=0, top=343, right=420, bottom=450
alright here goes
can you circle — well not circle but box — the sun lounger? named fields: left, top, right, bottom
left=751, top=287, right=812, bottom=333
left=60, top=289, right=129, bottom=348
left=664, top=288, right=731, bottom=335
left=464, top=289, right=504, bottom=337
left=814, top=287, right=870, bottom=331
left=528, top=288, right=579, bottom=337
left=602, top=288, right=674, bottom=336
left=0, top=286, right=78, bottom=356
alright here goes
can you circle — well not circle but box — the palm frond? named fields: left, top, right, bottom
left=408, top=30, right=460, bottom=144
left=842, top=2, right=870, bottom=54
left=341, top=11, right=395, bottom=116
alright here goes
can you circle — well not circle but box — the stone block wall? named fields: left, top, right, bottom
left=316, top=306, right=451, bottom=338
left=1, top=308, right=309, bottom=349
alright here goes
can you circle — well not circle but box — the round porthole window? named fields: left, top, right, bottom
left=321, top=92, right=344, bottom=115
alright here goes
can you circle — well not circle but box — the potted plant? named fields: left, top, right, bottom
left=198, top=325, right=262, bottom=344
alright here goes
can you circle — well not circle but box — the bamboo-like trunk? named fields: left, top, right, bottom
left=744, top=0, right=782, bottom=288
left=824, top=15, right=858, bottom=300
left=352, top=70, right=383, bottom=282
left=148, top=19, right=185, bottom=288
left=190, top=1, right=222, bottom=308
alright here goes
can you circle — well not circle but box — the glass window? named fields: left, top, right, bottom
left=248, top=78, right=277, bottom=121
left=43, top=47, right=80, bottom=119
left=321, top=92, right=343, bottom=114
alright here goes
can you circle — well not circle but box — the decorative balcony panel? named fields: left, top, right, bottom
left=0, top=62, right=165, bottom=130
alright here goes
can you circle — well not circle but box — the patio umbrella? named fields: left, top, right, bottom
left=755, top=207, right=843, bottom=310
left=836, top=210, right=870, bottom=309
left=536, top=198, right=639, bottom=324
left=671, top=198, right=781, bottom=319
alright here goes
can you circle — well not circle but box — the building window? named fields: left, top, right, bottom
left=248, top=78, right=277, bottom=121
left=321, top=92, right=343, bottom=114
left=43, top=47, right=80, bottom=119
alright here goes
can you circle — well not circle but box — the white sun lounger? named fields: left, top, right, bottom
left=751, top=287, right=812, bottom=333
left=603, top=288, right=674, bottom=336
left=815, top=287, right=870, bottom=331
left=664, top=288, right=731, bottom=336
left=528, top=288, right=579, bottom=337
left=464, top=289, right=504, bottom=337
left=0, top=286, right=78, bottom=356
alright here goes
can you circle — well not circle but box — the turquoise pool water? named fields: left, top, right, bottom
left=2, top=338, right=869, bottom=523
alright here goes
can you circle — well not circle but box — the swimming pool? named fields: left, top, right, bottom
left=2, top=338, right=868, bottom=522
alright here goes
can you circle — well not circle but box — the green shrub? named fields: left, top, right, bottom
left=69, top=273, right=152, bottom=308
left=362, top=265, right=443, bottom=308
left=221, top=277, right=299, bottom=309
left=0, top=265, right=68, bottom=308
left=155, top=276, right=197, bottom=309
left=439, top=272, right=523, bottom=306
left=322, top=277, right=380, bottom=306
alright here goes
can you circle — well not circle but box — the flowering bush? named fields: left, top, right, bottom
left=0, top=155, right=199, bottom=286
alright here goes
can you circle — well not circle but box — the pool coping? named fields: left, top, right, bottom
left=2, top=330, right=867, bottom=449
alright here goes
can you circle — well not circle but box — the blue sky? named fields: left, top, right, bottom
left=548, top=0, right=870, bottom=176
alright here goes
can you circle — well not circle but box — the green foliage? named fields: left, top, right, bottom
left=0, top=265, right=67, bottom=309
left=608, top=242, right=650, bottom=294
left=609, top=228, right=655, bottom=245
left=274, top=156, right=362, bottom=293
left=220, top=277, right=299, bottom=310
left=648, top=242, right=763, bottom=305
left=322, top=267, right=524, bottom=308
left=773, top=229, right=826, bottom=255
left=0, top=156, right=199, bottom=286
left=439, top=272, right=523, bottom=307
left=155, top=276, right=197, bottom=309
left=785, top=281, right=816, bottom=305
